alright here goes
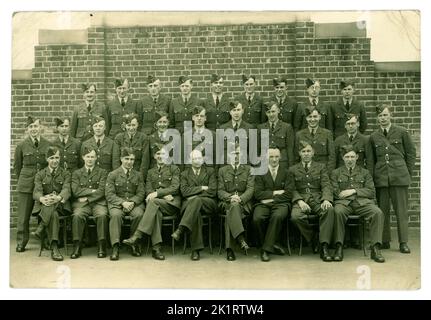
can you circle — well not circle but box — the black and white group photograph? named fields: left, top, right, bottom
left=3, top=1, right=427, bottom=302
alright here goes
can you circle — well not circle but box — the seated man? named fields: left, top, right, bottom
left=253, top=147, right=291, bottom=262
left=172, top=150, right=218, bottom=261
left=331, top=145, right=385, bottom=263
left=123, top=144, right=181, bottom=260
left=218, top=143, right=254, bottom=261
left=289, top=141, right=334, bottom=262
left=31, top=146, right=71, bottom=261
left=70, top=147, right=109, bottom=259
left=105, top=147, right=146, bottom=261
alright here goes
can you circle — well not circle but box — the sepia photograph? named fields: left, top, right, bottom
left=8, top=9, right=421, bottom=291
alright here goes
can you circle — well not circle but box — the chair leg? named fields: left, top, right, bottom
left=171, top=221, right=175, bottom=256
left=218, top=216, right=223, bottom=255
left=146, top=237, right=150, bottom=255
left=39, top=230, right=46, bottom=257
left=286, top=220, right=292, bottom=256
left=299, top=235, right=303, bottom=256
left=362, top=221, right=367, bottom=256
left=208, top=217, right=213, bottom=255
left=183, top=233, right=187, bottom=255
left=63, top=219, right=68, bottom=255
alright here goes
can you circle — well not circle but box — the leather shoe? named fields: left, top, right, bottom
left=261, top=250, right=270, bottom=262
left=123, top=235, right=139, bottom=248
left=171, top=229, right=182, bottom=242
left=381, top=242, right=390, bottom=249
left=131, top=244, right=142, bottom=257
left=31, top=224, right=45, bottom=240
left=311, top=234, right=320, bottom=254
left=399, top=243, right=411, bottom=254
left=16, top=245, right=25, bottom=253
left=191, top=250, right=200, bottom=261
left=371, top=244, right=385, bottom=263
left=333, top=243, right=343, bottom=262
left=226, top=249, right=236, bottom=261
left=152, top=248, right=165, bottom=260
left=240, top=240, right=249, bottom=255
left=70, top=243, right=81, bottom=259
left=51, top=248, right=64, bottom=261
left=273, top=245, right=286, bottom=256
left=110, top=244, right=120, bottom=261
left=97, top=241, right=106, bottom=258
left=320, top=243, right=333, bottom=262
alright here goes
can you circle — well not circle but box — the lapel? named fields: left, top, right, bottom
left=386, top=126, right=396, bottom=140
left=118, top=167, right=127, bottom=179
left=206, top=94, right=216, bottom=108
left=265, top=170, right=275, bottom=188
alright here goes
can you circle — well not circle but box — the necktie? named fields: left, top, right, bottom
left=129, top=135, right=133, bottom=143
left=349, top=135, right=353, bottom=142
left=34, top=139, right=39, bottom=148
left=349, top=167, right=353, bottom=175
left=312, top=99, right=317, bottom=106
left=87, top=103, right=92, bottom=113
left=87, top=169, right=91, bottom=176
left=248, top=96, right=252, bottom=105
left=121, top=98, right=125, bottom=108
left=311, top=129, right=315, bottom=138
left=153, top=98, right=157, bottom=105
left=383, top=129, right=388, bottom=137
left=278, top=98, right=282, bottom=106
left=97, top=139, right=101, bottom=147
left=304, top=163, right=309, bottom=172
left=345, top=100, right=350, bottom=111
left=233, top=166, right=238, bottom=175
left=234, top=122, right=238, bottom=131
left=184, top=97, right=188, bottom=105
left=215, top=96, right=220, bottom=107
left=271, top=122, right=275, bottom=131
left=271, top=169, right=276, bottom=181
left=126, top=169, right=130, bottom=178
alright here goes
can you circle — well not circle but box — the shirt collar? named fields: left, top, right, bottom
left=212, top=93, right=222, bottom=100
left=30, top=136, right=40, bottom=143
left=193, top=167, right=201, bottom=175
left=302, top=161, right=312, bottom=168
left=121, top=166, right=130, bottom=174
left=85, top=165, right=94, bottom=172
left=269, top=165, right=279, bottom=172
left=343, top=97, right=353, bottom=105
left=269, top=119, right=278, bottom=127
left=246, top=93, right=254, bottom=100
left=182, top=94, right=191, bottom=101
left=232, top=120, right=242, bottom=128
left=381, top=124, right=392, bottom=133
left=308, top=126, right=318, bottom=134
left=95, top=135, right=105, bottom=144
left=309, top=97, right=319, bottom=104
left=118, top=96, right=128, bottom=103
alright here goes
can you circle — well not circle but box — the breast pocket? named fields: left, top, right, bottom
left=280, top=109, right=294, bottom=123
left=334, top=112, right=345, bottom=128
left=142, top=108, right=154, bottom=125
left=23, top=152, right=35, bottom=166
left=99, top=150, right=112, bottom=165
left=374, top=142, right=386, bottom=156
left=274, top=134, right=287, bottom=148
left=313, top=141, right=328, bottom=155
left=111, top=111, right=121, bottom=125
left=390, top=139, right=404, bottom=153
left=174, top=109, right=185, bottom=124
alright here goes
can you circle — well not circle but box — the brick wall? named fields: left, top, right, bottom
left=10, top=21, right=421, bottom=228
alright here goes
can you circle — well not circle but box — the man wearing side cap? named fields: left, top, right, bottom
left=141, top=75, right=172, bottom=135
left=31, top=146, right=71, bottom=261
left=106, top=78, right=142, bottom=138
left=368, top=105, right=416, bottom=254
left=289, top=141, right=334, bottom=262
left=330, top=145, right=385, bottom=263
left=70, top=83, right=109, bottom=142
left=123, top=144, right=181, bottom=260
left=148, top=111, right=174, bottom=168
left=269, top=77, right=297, bottom=127
left=331, top=80, right=367, bottom=138
left=294, top=78, right=333, bottom=131
left=235, top=74, right=264, bottom=126
left=295, top=108, right=336, bottom=172
left=81, top=116, right=120, bottom=172
left=14, top=116, right=51, bottom=252
left=71, top=147, right=109, bottom=259
left=202, top=74, right=231, bottom=130
left=105, top=147, right=145, bottom=261
left=170, top=76, right=202, bottom=133
left=52, top=117, right=82, bottom=172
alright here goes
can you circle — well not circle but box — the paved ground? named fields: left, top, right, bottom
left=9, top=229, right=420, bottom=290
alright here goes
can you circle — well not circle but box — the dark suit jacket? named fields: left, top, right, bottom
left=331, top=97, right=367, bottom=138
left=180, top=166, right=217, bottom=212
left=106, top=96, right=142, bottom=138
left=258, top=121, right=294, bottom=167
left=254, top=167, right=291, bottom=205
left=202, top=93, right=231, bottom=130
left=71, top=166, right=108, bottom=208
left=170, top=94, right=202, bottom=133
left=141, top=94, right=172, bottom=135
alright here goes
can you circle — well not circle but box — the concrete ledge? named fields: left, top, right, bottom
left=39, top=29, right=88, bottom=45
left=315, top=22, right=366, bottom=38
left=375, top=61, right=420, bottom=72
left=12, top=70, right=32, bottom=80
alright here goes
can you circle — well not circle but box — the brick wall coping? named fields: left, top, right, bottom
left=315, top=21, right=366, bottom=38
left=375, top=61, right=420, bottom=72
left=38, top=29, right=88, bottom=45
left=11, top=70, right=32, bottom=80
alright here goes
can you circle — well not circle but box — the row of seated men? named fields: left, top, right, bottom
left=13, top=102, right=415, bottom=263
left=71, top=75, right=367, bottom=142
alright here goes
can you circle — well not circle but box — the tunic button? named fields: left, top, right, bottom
left=216, top=115, right=219, bottom=117
left=385, top=147, right=388, bottom=150
left=307, top=183, right=311, bottom=186
left=306, top=175, right=309, bottom=177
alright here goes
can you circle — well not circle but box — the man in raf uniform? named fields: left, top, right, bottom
left=148, top=111, right=174, bottom=168
left=258, top=101, right=294, bottom=170
left=253, top=147, right=291, bottom=262
left=106, top=78, right=142, bottom=138
left=201, top=74, right=231, bottom=130
left=294, top=78, right=333, bottom=131
left=31, top=146, right=71, bottom=261
left=334, top=114, right=371, bottom=169
left=295, top=108, right=336, bottom=172
left=289, top=141, right=334, bottom=262
left=171, top=150, right=218, bottom=261
left=268, top=77, right=297, bottom=127
left=141, top=75, right=172, bottom=135
left=114, top=113, right=150, bottom=179
left=14, top=116, right=51, bottom=252
left=123, top=144, right=181, bottom=260
left=52, top=117, right=82, bottom=172
left=330, top=145, right=385, bottom=263
left=368, top=105, right=416, bottom=253
left=105, top=147, right=145, bottom=261
left=81, top=116, right=120, bottom=172
left=235, top=74, right=264, bottom=126
left=70, top=83, right=109, bottom=141
left=170, top=76, right=201, bottom=133
left=331, top=80, right=367, bottom=138
left=71, top=147, right=109, bottom=259
left=218, top=144, right=254, bottom=261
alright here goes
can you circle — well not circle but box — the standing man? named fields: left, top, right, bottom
left=331, top=145, right=385, bottom=263
left=289, top=141, right=334, bottom=262
left=105, top=147, right=145, bottom=261
left=170, top=76, right=201, bottom=133
left=172, top=150, right=218, bottom=261
left=295, top=108, right=336, bottom=172
left=70, top=83, right=108, bottom=141
left=148, top=111, right=172, bottom=168
left=106, top=78, right=141, bottom=138
left=368, top=105, right=416, bottom=253
left=202, top=74, right=231, bottom=131
left=14, top=116, right=51, bottom=252
left=334, top=114, right=371, bottom=169
left=269, top=77, right=297, bottom=127
left=258, top=101, right=295, bottom=169
left=141, top=75, right=172, bottom=135
left=52, top=117, right=82, bottom=172
left=331, top=80, right=367, bottom=138
left=71, top=147, right=109, bottom=259
left=253, top=147, right=291, bottom=262
left=81, top=116, right=120, bottom=172
left=218, top=144, right=254, bottom=261
left=31, top=146, right=71, bottom=261
left=294, top=78, right=333, bottom=131
left=235, top=74, right=264, bottom=126
left=123, top=144, right=181, bottom=260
